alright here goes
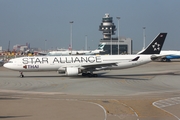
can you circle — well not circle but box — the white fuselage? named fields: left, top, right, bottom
left=4, top=55, right=152, bottom=72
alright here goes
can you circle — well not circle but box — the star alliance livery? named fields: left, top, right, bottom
left=3, top=33, right=167, bottom=77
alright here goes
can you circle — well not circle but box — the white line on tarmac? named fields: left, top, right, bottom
left=153, top=97, right=180, bottom=120
left=114, top=100, right=139, bottom=120
left=0, top=95, right=107, bottom=120
left=124, top=104, right=139, bottom=120
left=89, top=102, right=107, bottom=120
left=0, top=89, right=64, bottom=95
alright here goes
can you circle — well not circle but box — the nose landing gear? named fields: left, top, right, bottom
left=19, top=71, right=24, bottom=78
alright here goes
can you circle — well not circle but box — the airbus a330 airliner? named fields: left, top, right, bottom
left=3, top=33, right=167, bottom=77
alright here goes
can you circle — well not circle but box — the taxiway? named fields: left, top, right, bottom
left=1, top=61, right=180, bottom=120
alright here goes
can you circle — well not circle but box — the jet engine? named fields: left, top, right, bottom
left=65, top=67, right=80, bottom=76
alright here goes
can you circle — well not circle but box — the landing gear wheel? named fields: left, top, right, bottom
left=82, top=73, right=87, bottom=76
left=19, top=72, right=24, bottom=78
left=82, top=73, right=98, bottom=77
left=87, top=73, right=92, bottom=77
left=92, top=74, right=98, bottom=77
left=20, top=74, right=24, bottom=78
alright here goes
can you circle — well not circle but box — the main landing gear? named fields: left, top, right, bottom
left=82, top=73, right=98, bottom=77
left=19, top=71, right=24, bottom=78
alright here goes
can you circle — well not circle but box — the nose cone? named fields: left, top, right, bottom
left=3, top=62, right=16, bottom=70
left=3, top=63, right=9, bottom=69
left=3, top=62, right=14, bottom=70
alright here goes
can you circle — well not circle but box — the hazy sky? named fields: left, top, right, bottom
left=0, top=0, right=180, bottom=51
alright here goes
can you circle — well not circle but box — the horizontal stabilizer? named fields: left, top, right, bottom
left=131, top=56, right=140, bottom=61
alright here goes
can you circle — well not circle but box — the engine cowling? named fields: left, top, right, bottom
left=65, top=67, right=80, bottom=76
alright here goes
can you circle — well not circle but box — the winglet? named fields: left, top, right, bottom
left=138, top=33, right=167, bottom=54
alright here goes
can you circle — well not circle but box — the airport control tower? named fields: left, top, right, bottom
left=98, top=13, right=132, bottom=54
left=99, top=13, right=116, bottom=40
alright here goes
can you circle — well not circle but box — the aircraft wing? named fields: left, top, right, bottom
left=57, top=62, right=118, bottom=72
left=81, top=62, right=117, bottom=69
left=80, top=56, right=140, bottom=69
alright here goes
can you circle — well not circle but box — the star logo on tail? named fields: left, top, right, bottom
left=152, top=42, right=161, bottom=51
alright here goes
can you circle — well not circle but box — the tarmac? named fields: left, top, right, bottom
left=1, top=61, right=180, bottom=120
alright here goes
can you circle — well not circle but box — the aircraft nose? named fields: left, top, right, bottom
left=3, top=63, right=7, bottom=68
left=3, top=63, right=10, bottom=69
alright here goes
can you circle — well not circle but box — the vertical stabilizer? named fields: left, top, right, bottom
left=98, top=43, right=106, bottom=50
left=138, top=33, right=167, bottom=54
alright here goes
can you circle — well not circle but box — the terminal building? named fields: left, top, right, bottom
left=99, top=13, right=132, bottom=54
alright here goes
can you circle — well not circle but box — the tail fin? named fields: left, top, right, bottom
left=97, top=43, right=106, bottom=50
left=138, top=33, right=167, bottom=54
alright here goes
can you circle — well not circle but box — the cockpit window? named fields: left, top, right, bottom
left=8, top=61, right=13, bottom=63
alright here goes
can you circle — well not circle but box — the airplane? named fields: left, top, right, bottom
left=156, top=50, right=180, bottom=62
left=3, top=33, right=167, bottom=77
left=39, top=43, right=106, bottom=56
left=138, top=38, right=180, bottom=62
